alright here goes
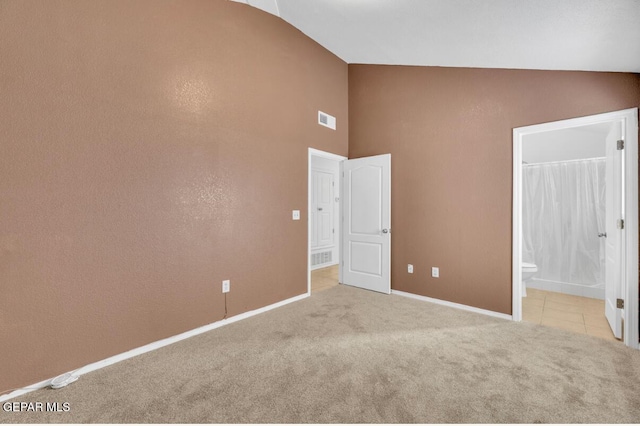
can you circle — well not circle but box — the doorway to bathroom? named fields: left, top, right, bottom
left=512, top=108, right=639, bottom=349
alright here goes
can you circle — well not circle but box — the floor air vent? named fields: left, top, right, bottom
left=312, top=251, right=332, bottom=266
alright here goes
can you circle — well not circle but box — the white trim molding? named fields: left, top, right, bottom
left=513, top=108, right=639, bottom=349
left=392, top=290, right=513, bottom=321
left=0, top=292, right=309, bottom=403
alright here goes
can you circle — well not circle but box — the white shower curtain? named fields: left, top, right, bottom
left=522, top=158, right=605, bottom=286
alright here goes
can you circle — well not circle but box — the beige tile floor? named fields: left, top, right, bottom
left=311, top=264, right=339, bottom=293
left=523, top=288, right=618, bottom=341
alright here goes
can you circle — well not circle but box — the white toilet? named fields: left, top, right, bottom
left=521, top=262, right=538, bottom=297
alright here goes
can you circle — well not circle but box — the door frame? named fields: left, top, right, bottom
left=512, top=108, right=639, bottom=349
left=308, top=148, right=347, bottom=295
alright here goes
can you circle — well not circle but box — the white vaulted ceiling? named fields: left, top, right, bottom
left=230, top=0, right=640, bottom=72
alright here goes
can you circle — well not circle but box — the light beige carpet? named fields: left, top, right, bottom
left=2, top=285, right=640, bottom=423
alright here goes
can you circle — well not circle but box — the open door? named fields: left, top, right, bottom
left=604, top=122, right=624, bottom=339
left=341, top=154, right=391, bottom=294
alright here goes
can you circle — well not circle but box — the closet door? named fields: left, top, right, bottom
left=311, top=169, right=335, bottom=249
left=315, top=170, right=334, bottom=247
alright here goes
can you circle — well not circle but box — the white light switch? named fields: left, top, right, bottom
left=432, top=267, right=439, bottom=278
left=292, top=210, right=300, bottom=220
left=408, top=264, right=414, bottom=274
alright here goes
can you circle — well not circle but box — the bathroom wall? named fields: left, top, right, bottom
left=348, top=65, right=640, bottom=315
left=522, top=123, right=610, bottom=164
left=0, top=0, right=348, bottom=393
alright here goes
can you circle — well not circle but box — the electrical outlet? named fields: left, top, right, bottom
left=432, top=267, right=439, bottom=278
left=408, top=264, right=414, bottom=274
left=292, top=210, right=300, bottom=220
left=222, top=280, right=230, bottom=293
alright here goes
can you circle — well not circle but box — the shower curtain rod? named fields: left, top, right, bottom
left=522, top=157, right=605, bottom=167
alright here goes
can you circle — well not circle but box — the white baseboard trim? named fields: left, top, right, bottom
left=391, top=290, right=513, bottom=321
left=0, top=292, right=309, bottom=403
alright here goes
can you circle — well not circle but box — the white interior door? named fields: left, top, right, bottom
left=342, top=154, right=391, bottom=294
left=604, top=122, right=624, bottom=339
left=314, top=170, right=334, bottom=247
left=310, top=171, right=318, bottom=249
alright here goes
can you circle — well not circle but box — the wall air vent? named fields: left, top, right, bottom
left=318, top=111, right=336, bottom=130
left=311, top=251, right=332, bottom=266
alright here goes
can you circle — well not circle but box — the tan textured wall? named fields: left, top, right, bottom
left=0, top=0, right=348, bottom=392
left=348, top=65, right=640, bottom=315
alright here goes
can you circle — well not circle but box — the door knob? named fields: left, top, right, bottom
left=382, top=228, right=390, bottom=234
left=598, top=232, right=607, bottom=238
left=317, top=207, right=323, bottom=211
